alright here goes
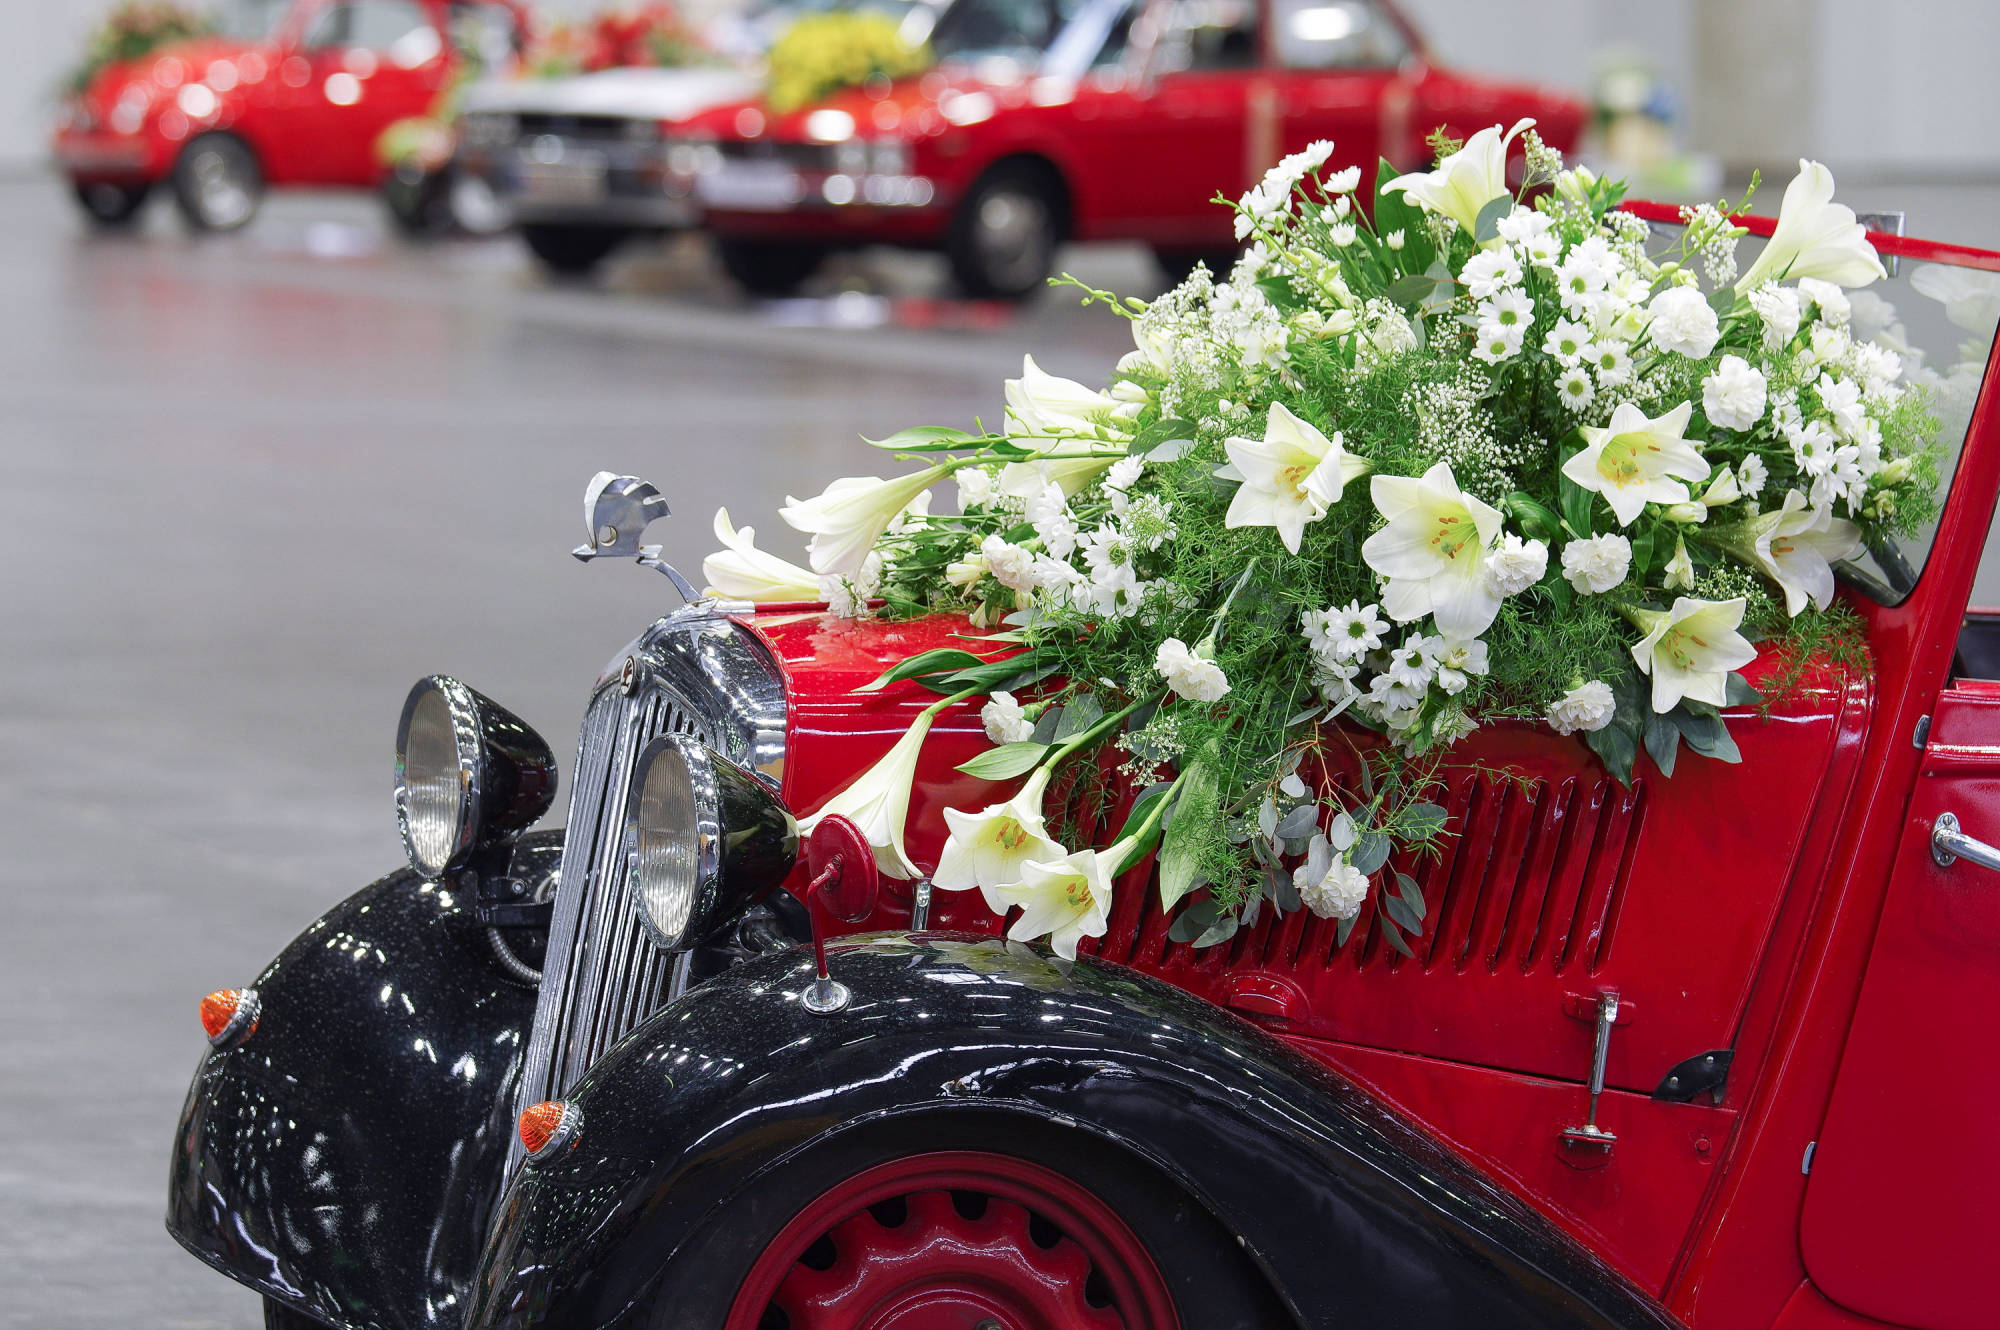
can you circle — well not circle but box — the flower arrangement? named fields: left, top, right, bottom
left=66, top=2, right=213, bottom=94
left=527, top=3, right=710, bottom=78
left=763, top=11, right=930, bottom=114
left=704, top=122, right=1942, bottom=959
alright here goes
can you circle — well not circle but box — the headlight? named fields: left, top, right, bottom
left=395, top=676, right=558, bottom=879
left=462, top=112, right=516, bottom=147
left=626, top=735, right=796, bottom=951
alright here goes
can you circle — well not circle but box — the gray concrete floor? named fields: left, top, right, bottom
left=0, top=176, right=1144, bottom=1328
left=4, top=169, right=1998, bottom=1327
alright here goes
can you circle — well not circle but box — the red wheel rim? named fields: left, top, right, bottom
left=723, top=1149, right=1179, bottom=1330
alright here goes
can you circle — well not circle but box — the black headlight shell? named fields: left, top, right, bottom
left=626, top=735, right=797, bottom=952
left=395, top=676, right=558, bottom=879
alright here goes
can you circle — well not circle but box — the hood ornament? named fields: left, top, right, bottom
left=570, top=472, right=700, bottom=603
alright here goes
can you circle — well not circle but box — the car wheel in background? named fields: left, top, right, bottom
left=381, top=162, right=454, bottom=238
left=71, top=180, right=150, bottom=226
left=171, top=133, right=263, bottom=232
left=947, top=160, right=1065, bottom=300
left=714, top=238, right=828, bottom=297
left=520, top=223, right=630, bottom=276
left=1152, top=246, right=1240, bottom=285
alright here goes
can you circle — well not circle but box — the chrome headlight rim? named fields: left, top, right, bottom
left=394, top=675, right=559, bottom=880
left=624, top=733, right=797, bottom=953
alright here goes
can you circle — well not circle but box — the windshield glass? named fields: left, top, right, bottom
left=929, top=0, right=1091, bottom=63
left=1646, top=215, right=2000, bottom=605
left=215, top=0, right=287, bottom=40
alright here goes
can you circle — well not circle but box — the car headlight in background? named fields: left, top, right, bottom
left=626, top=735, right=796, bottom=952
left=460, top=112, right=517, bottom=147
left=664, top=139, right=723, bottom=176
left=395, top=676, right=558, bottom=879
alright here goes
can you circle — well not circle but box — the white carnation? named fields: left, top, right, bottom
left=1483, top=533, right=1549, bottom=596
left=1647, top=284, right=1721, bottom=358
left=1546, top=680, right=1616, bottom=735
left=1561, top=534, right=1632, bottom=594
left=1155, top=636, right=1230, bottom=703
left=1296, top=847, right=1371, bottom=921
left=981, top=691, right=1034, bottom=744
left=981, top=535, right=1040, bottom=593
left=1748, top=283, right=1802, bottom=349
left=956, top=467, right=994, bottom=510
left=1703, top=354, right=1769, bottom=431
left=1798, top=276, right=1850, bottom=327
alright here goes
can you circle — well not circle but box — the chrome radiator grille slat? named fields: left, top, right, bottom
left=510, top=610, right=787, bottom=1169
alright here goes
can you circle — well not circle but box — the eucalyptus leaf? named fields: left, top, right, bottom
left=1335, top=913, right=1358, bottom=947
left=1273, top=870, right=1301, bottom=913
left=1279, top=772, right=1309, bottom=799
left=1472, top=193, right=1512, bottom=243
left=1257, top=794, right=1279, bottom=841
left=1167, top=897, right=1222, bottom=943
left=1145, top=438, right=1197, bottom=464
left=1385, top=273, right=1438, bottom=310
left=1725, top=672, right=1764, bottom=707
left=1213, top=463, right=1246, bottom=483
left=1394, top=871, right=1426, bottom=921
left=1240, top=889, right=1262, bottom=930
left=1381, top=889, right=1424, bottom=935
left=1403, top=802, right=1449, bottom=839
left=1379, top=915, right=1416, bottom=958
left=1352, top=831, right=1391, bottom=876
left=1052, top=694, right=1105, bottom=742
left=1329, top=811, right=1358, bottom=851
left=1275, top=804, right=1320, bottom=839
left=1029, top=705, right=1064, bottom=745
left=1643, top=709, right=1681, bottom=777
left=1193, top=916, right=1240, bottom=948
left=954, top=742, right=1049, bottom=781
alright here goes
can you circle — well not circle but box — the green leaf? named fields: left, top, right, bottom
left=954, top=742, right=1048, bottom=781
left=1370, top=158, right=1430, bottom=272
left=1193, top=916, right=1240, bottom=948
left=1384, top=273, right=1438, bottom=310
left=1335, top=913, right=1358, bottom=947
left=1725, top=672, right=1764, bottom=707
left=1381, top=889, right=1425, bottom=936
left=1052, top=693, right=1105, bottom=742
left=1131, top=417, right=1197, bottom=456
left=936, top=648, right=1054, bottom=695
left=1630, top=528, right=1656, bottom=579
left=1352, top=831, right=1391, bottom=876
left=1274, top=804, right=1320, bottom=839
left=1402, top=802, right=1449, bottom=839
left=1559, top=470, right=1596, bottom=539
left=1676, top=709, right=1742, bottom=763
left=1115, top=782, right=1174, bottom=867
left=1503, top=493, right=1563, bottom=543
left=1394, top=871, right=1426, bottom=921
left=1168, top=895, right=1223, bottom=943
left=1029, top=705, right=1064, bottom=745
left=1585, top=721, right=1638, bottom=786
left=1256, top=276, right=1304, bottom=311
left=855, top=648, right=988, bottom=693
left=1472, top=193, right=1512, bottom=244
left=1378, top=915, right=1416, bottom=958
left=861, top=425, right=975, bottom=452
left=1643, top=709, right=1681, bottom=777
left=1708, top=288, right=1738, bottom=317
left=1159, top=758, right=1219, bottom=909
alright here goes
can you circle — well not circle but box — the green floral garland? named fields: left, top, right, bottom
left=704, top=123, right=1942, bottom=959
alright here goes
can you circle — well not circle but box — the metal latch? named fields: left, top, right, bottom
left=1932, top=812, right=2000, bottom=873
left=1561, top=992, right=1621, bottom=1154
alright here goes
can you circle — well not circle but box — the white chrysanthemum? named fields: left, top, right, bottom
left=1483, top=533, right=1549, bottom=596
left=1817, top=372, right=1866, bottom=441
left=1587, top=341, right=1633, bottom=386
left=1556, top=366, right=1595, bottom=410
left=1543, top=319, right=1590, bottom=363
left=1155, top=636, right=1230, bottom=703
left=1748, top=283, right=1803, bottom=349
left=1546, top=680, right=1616, bottom=734
left=1799, top=276, right=1850, bottom=326
left=1471, top=321, right=1525, bottom=364
left=1385, top=638, right=1436, bottom=689
left=1703, top=354, right=1769, bottom=431
left=981, top=535, right=1040, bottom=593
left=1561, top=534, right=1632, bottom=594
left=1430, top=638, right=1490, bottom=694
left=1462, top=248, right=1523, bottom=299
left=1737, top=454, right=1770, bottom=496
left=1647, top=285, right=1721, bottom=358
left=1296, top=837, right=1371, bottom=921
left=1480, top=288, right=1534, bottom=330
left=981, top=691, right=1035, bottom=744
left=1307, top=600, right=1389, bottom=662
left=1554, top=250, right=1609, bottom=316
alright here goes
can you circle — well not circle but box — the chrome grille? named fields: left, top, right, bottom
left=510, top=608, right=786, bottom=1166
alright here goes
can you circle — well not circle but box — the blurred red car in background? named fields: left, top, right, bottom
left=54, top=0, right=528, bottom=231
left=676, top=0, right=1587, bottom=296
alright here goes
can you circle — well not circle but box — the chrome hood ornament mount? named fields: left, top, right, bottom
left=570, top=471, right=700, bottom=602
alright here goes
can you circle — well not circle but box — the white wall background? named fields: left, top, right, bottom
left=7, top=0, right=1999, bottom=175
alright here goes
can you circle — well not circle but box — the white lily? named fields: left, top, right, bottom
left=1005, top=355, right=1127, bottom=440
left=1745, top=489, right=1865, bottom=615
left=1628, top=597, right=1759, bottom=713
left=1222, top=402, right=1371, bottom=554
left=1563, top=401, right=1710, bottom=527
left=782, top=468, right=944, bottom=577
left=701, top=507, right=820, bottom=601
left=998, top=455, right=1118, bottom=501
left=797, top=708, right=937, bottom=879
left=1735, top=160, right=1887, bottom=292
left=1360, top=462, right=1506, bottom=639
left=935, top=768, right=1063, bottom=915
left=1381, top=118, right=1534, bottom=237
left=994, top=844, right=1124, bottom=961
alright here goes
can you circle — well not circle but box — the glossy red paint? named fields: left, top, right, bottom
left=722, top=1151, right=1178, bottom=1330
left=53, top=0, right=526, bottom=194
left=682, top=0, right=1586, bottom=259
left=738, top=219, right=2000, bottom=1330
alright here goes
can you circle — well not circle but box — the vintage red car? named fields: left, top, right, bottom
left=167, top=204, right=2000, bottom=1330
left=669, top=0, right=1588, bottom=296
left=53, top=0, right=527, bottom=231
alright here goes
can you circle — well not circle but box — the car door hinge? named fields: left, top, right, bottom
left=1914, top=714, right=1932, bottom=750
left=1652, top=1049, right=1733, bottom=1104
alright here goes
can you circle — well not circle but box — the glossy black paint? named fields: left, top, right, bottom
left=166, top=845, right=548, bottom=1330
left=465, top=934, right=1680, bottom=1330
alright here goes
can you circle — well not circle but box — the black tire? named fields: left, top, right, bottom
left=381, top=161, right=452, bottom=238
left=71, top=179, right=149, bottom=226
left=171, top=133, right=263, bottom=232
left=714, top=237, right=827, bottom=297
left=638, top=1113, right=1290, bottom=1329
left=519, top=223, right=629, bottom=275
left=946, top=160, right=1065, bottom=300
left=262, top=1297, right=323, bottom=1329
left=1153, top=245, right=1240, bottom=285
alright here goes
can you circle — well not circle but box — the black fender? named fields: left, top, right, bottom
left=166, top=837, right=553, bottom=1330
left=466, top=933, right=1676, bottom=1330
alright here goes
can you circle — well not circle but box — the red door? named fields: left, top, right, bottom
left=1800, top=676, right=2000, bottom=1330
left=260, top=0, right=450, bottom=185
left=1265, top=0, right=1405, bottom=170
